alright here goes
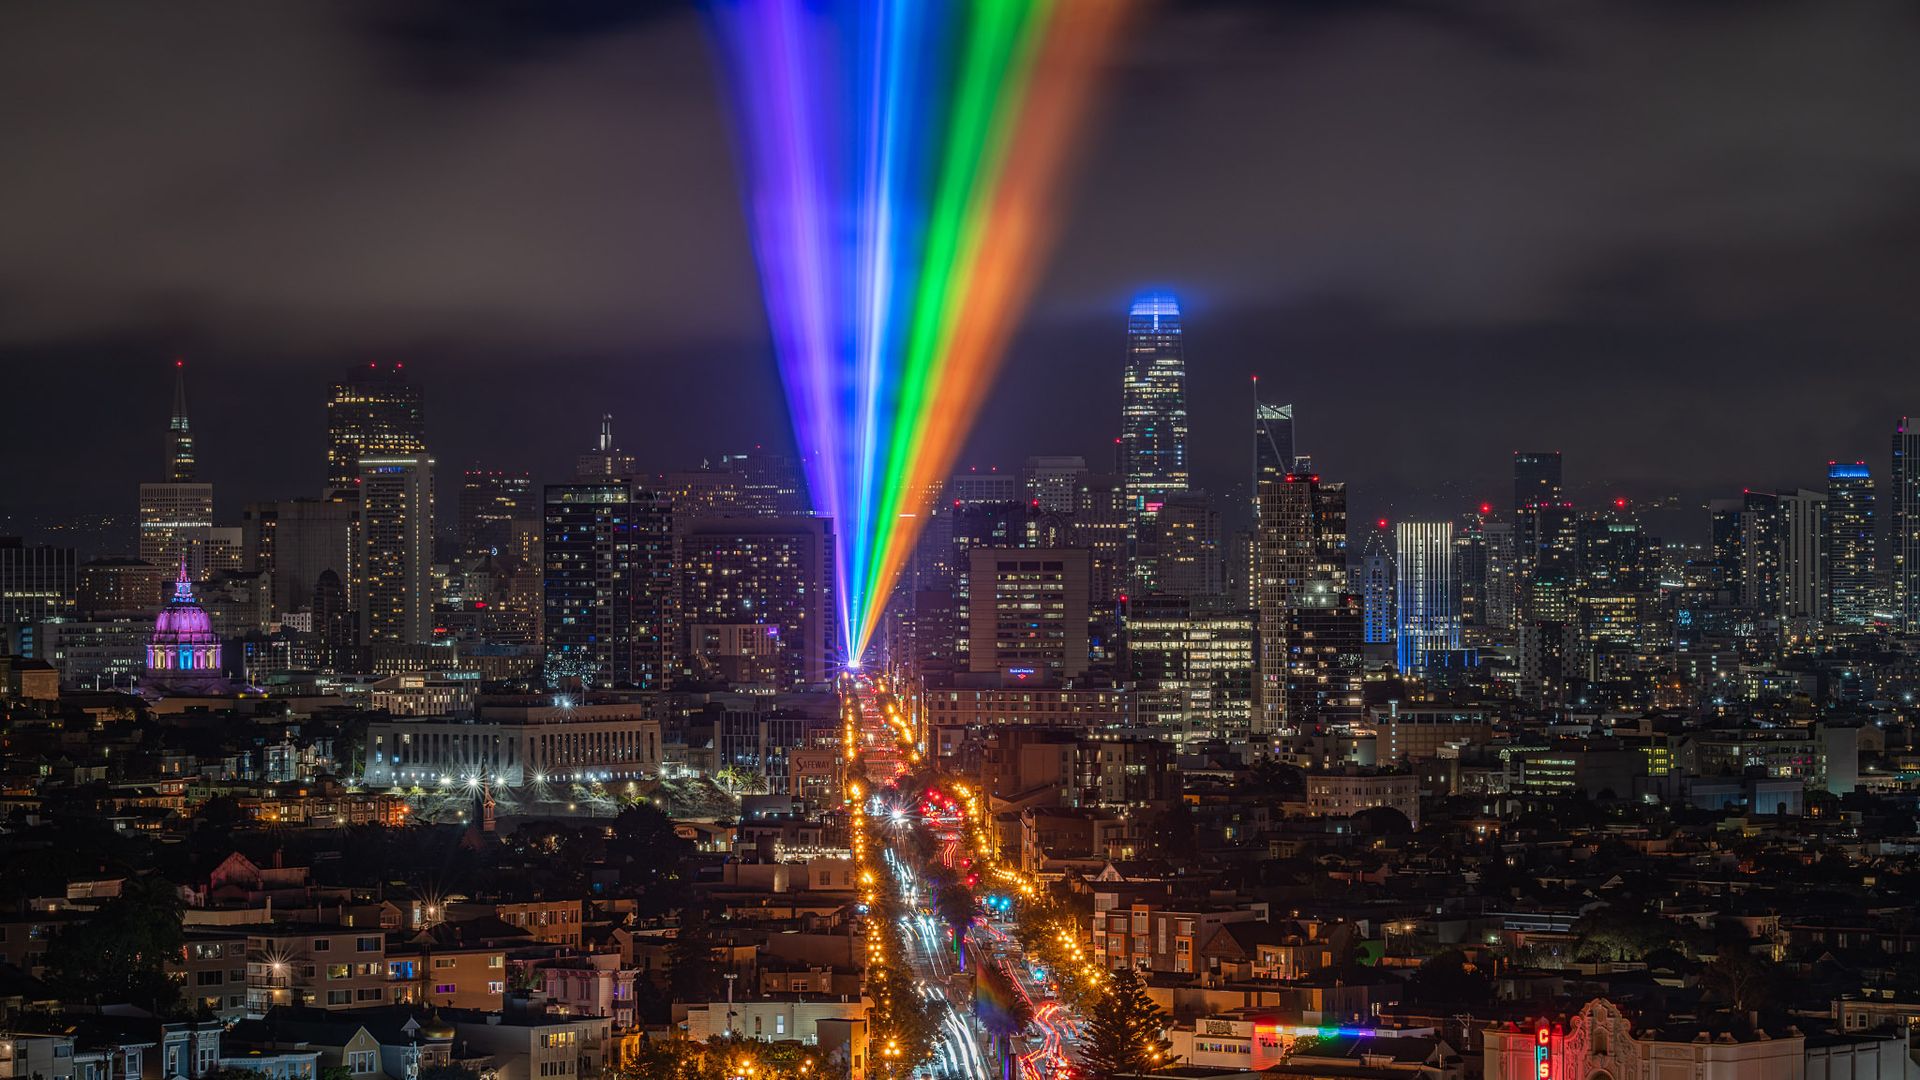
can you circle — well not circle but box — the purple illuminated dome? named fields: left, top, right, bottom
left=148, top=562, right=221, bottom=675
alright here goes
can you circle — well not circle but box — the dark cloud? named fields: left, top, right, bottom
left=1, top=0, right=1917, bottom=541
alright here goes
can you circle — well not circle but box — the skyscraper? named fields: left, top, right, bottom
left=1512, top=452, right=1573, bottom=625
left=1253, top=471, right=1348, bottom=731
left=240, top=497, right=358, bottom=618
left=680, top=516, right=834, bottom=688
left=138, top=362, right=215, bottom=575
left=1121, top=292, right=1187, bottom=591
left=358, top=454, right=435, bottom=644
left=1146, top=493, right=1224, bottom=604
left=966, top=547, right=1091, bottom=682
left=1894, top=419, right=1920, bottom=632
left=168, top=360, right=196, bottom=482
left=1394, top=522, right=1459, bottom=673
left=1359, top=521, right=1395, bottom=646
left=577, top=413, right=639, bottom=480
left=460, top=469, right=535, bottom=562
left=1826, top=462, right=1877, bottom=623
left=543, top=481, right=677, bottom=689
left=1253, top=399, right=1296, bottom=492
left=1776, top=489, right=1827, bottom=622
left=1513, top=451, right=1563, bottom=512
left=1120, top=293, right=1188, bottom=511
left=327, top=363, right=425, bottom=494
left=1023, top=456, right=1087, bottom=514
left=1737, top=490, right=1783, bottom=615
left=0, top=538, right=77, bottom=629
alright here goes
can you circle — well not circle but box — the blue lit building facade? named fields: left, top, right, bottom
left=1394, top=521, right=1459, bottom=673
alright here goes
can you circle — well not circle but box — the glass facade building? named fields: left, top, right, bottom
left=1825, top=462, right=1876, bottom=624
left=1394, top=521, right=1459, bottom=673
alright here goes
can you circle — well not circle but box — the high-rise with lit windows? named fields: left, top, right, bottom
left=358, top=454, right=434, bottom=644
left=1121, top=292, right=1187, bottom=592
left=167, top=360, right=196, bottom=482
left=680, top=516, right=834, bottom=689
left=1359, top=521, right=1395, bottom=646
left=1394, top=521, right=1459, bottom=673
left=460, top=469, right=535, bottom=562
left=138, top=362, right=215, bottom=575
left=1894, top=419, right=1920, bottom=632
left=543, top=481, right=677, bottom=689
left=1254, top=399, right=1296, bottom=491
left=1825, top=462, right=1877, bottom=623
left=327, top=364, right=425, bottom=495
left=1253, top=471, right=1348, bottom=731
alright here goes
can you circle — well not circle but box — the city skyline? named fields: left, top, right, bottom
left=4, top=2, right=1918, bottom=531
left=8, top=6, right=1920, bottom=1077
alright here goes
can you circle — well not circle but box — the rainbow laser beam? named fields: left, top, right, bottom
left=709, top=0, right=1130, bottom=665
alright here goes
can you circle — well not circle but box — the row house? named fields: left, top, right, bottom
left=540, top=954, right=642, bottom=1031
left=1, top=1019, right=224, bottom=1080
left=385, top=941, right=507, bottom=1011
left=1198, top=920, right=1348, bottom=985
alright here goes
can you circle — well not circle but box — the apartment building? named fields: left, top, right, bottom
left=244, top=925, right=389, bottom=1014
left=1092, top=901, right=1268, bottom=976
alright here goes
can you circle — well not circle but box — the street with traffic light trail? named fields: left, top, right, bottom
left=838, top=669, right=1173, bottom=1079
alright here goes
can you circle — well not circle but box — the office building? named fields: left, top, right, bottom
left=1826, top=462, right=1877, bottom=623
left=1253, top=398, right=1296, bottom=493
left=1393, top=522, right=1458, bottom=673
left=1023, top=456, right=1087, bottom=514
left=134, top=360, right=216, bottom=575
left=1284, top=592, right=1364, bottom=725
left=138, top=482, right=215, bottom=577
left=1727, top=489, right=1823, bottom=620
left=665, top=449, right=808, bottom=521
left=1121, top=292, right=1187, bottom=592
left=1893, top=418, right=1920, bottom=632
left=327, top=364, right=425, bottom=494
left=1071, top=473, right=1129, bottom=606
left=680, top=516, right=834, bottom=688
left=1777, top=489, right=1827, bottom=622
left=76, top=557, right=166, bottom=618
left=948, top=468, right=1021, bottom=507
left=460, top=469, right=535, bottom=562
left=1513, top=451, right=1562, bottom=512
left=167, top=360, right=197, bottom=482
left=1120, top=292, right=1188, bottom=513
left=966, top=547, right=1090, bottom=682
left=358, top=455, right=435, bottom=645
left=1253, top=471, right=1347, bottom=731
left=241, top=498, right=359, bottom=617
left=1481, top=520, right=1518, bottom=632
left=1358, top=522, right=1395, bottom=646
left=1139, top=492, right=1223, bottom=603
left=1455, top=510, right=1493, bottom=630
left=576, top=414, right=638, bottom=480
left=1124, top=595, right=1254, bottom=739
left=542, top=482, right=677, bottom=690
left=1512, top=452, right=1574, bottom=610
left=1, top=538, right=76, bottom=629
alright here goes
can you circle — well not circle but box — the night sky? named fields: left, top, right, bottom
left=4, top=0, right=1918, bottom=544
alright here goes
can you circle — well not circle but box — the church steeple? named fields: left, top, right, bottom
left=169, top=359, right=197, bottom=482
